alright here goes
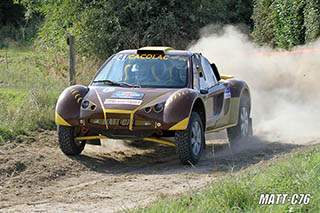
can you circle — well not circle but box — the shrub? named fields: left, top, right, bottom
left=252, top=0, right=307, bottom=49
left=304, top=0, right=320, bottom=43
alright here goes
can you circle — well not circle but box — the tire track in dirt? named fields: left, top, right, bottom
left=0, top=130, right=318, bottom=212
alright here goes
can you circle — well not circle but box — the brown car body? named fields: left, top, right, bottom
left=55, top=46, right=251, bottom=164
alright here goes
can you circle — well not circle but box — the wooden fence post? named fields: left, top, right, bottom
left=67, top=35, right=76, bottom=85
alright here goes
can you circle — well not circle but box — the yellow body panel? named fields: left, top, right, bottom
left=169, top=117, right=189, bottom=130
left=205, top=123, right=237, bottom=134
left=104, top=109, right=133, bottom=114
left=138, top=46, right=174, bottom=53
left=220, top=74, right=234, bottom=80
left=55, top=112, right=71, bottom=126
left=75, top=135, right=107, bottom=141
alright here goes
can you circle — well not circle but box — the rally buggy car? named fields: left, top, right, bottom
left=56, top=46, right=252, bottom=165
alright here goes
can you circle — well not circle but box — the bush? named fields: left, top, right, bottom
left=304, top=0, right=320, bottom=43
left=271, top=0, right=306, bottom=49
left=252, top=0, right=320, bottom=49
left=252, top=0, right=276, bottom=47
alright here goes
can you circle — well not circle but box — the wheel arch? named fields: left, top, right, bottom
left=165, top=90, right=205, bottom=131
left=55, top=85, right=89, bottom=126
left=190, top=97, right=206, bottom=130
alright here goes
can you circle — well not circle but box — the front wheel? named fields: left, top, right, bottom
left=58, top=125, right=85, bottom=155
left=227, top=94, right=252, bottom=144
left=175, top=112, right=205, bottom=165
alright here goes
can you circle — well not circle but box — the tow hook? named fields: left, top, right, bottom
left=81, top=127, right=89, bottom=134
left=156, top=130, right=163, bottom=136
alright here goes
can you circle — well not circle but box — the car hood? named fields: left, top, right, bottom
left=84, top=86, right=179, bottom=111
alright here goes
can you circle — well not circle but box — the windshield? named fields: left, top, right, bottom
left=93, top=53, right=188, bottom=88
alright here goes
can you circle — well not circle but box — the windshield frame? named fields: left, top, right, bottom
left=90, top=53, right=191, bottom=89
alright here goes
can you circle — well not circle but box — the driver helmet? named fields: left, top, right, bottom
left=131, top=62, right=149, bottom=81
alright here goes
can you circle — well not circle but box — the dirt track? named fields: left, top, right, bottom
left=0, top=130, right=318, bottom=212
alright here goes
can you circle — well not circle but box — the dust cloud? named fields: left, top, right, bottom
left=189, top=25, right=320, bottom=141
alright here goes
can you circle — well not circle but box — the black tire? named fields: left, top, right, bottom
left=227, top=94, right=252, bottom=144
left=58, top=125, right=85, bottom=155
left=175, top=112, right=205, bottom=165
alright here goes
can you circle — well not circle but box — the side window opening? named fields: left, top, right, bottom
left=210, top=63, right=221, bottom=81
left=201, top=56, right=218, bottom=87
left=192, top=55, right=200, bottom=90
left=193, top=54, right=209, bottom=90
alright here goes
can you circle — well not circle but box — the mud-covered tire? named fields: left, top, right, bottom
left=227, top=94, right=252, bottom=144
left=58, top=125, right=85, bottom=155
left=175, top=112, right=205, bottom=165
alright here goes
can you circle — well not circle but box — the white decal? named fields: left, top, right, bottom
left=258, top=193, right=311, bottom=205
left=224, top=87, right=231, bottom=99
left=104, top=99, right=142, bottom=105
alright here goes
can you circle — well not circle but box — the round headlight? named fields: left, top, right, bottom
left=82, top=100, right=90, bottom=109
left=90, top=104, right=96, bottom=110
left=154, top=103, right=164, bottom=113
left=144, top=106, right=152, bottom=113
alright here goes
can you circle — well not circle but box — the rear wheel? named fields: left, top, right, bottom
left=175, top=112, right=204, bottom=165
left=227, top=94, right=252, bottom=144
left=58, top=125, right=85, bottom=155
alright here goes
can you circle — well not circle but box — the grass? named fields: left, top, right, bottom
left=136, top=147, right=320, bottom=212
left=0, top=46, right=98, bottom=143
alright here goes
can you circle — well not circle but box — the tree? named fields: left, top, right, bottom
left=30, top=0, right=254, bottom=59
left=252, top=0, right=307, bottom=49
left=252, top=0, right=276, bottom=47
left=304, top=0, right=320, bottom=43
left=271, top=0, right=305, bottom=49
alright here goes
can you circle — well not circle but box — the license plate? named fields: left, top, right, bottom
left=106, top=118, right=130, bottom=126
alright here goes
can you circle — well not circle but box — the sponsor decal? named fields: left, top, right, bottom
left=128, top=54, right=169, bottom=60
left=102, top=87, right=116, bottom=93
left=104, top=99, right=142, bottom=105
left=224, top=87, right=231, bottom=99
left=111, top=92, right=144, bottom=99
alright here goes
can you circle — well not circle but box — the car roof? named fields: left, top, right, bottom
left=118, top=46, right=194, bottom=56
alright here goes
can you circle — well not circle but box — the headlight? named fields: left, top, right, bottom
left=154, top=103, right=164, bottom=113
left=82, top=100, right=90, bottom=109
left=144, top=106, right=152, bottom=113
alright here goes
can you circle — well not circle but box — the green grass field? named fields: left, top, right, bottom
left=0, top=47, right=97, bottom=143
left=136, top=147, right=320, bottom=212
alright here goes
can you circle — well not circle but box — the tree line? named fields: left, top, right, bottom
left=1, top=0, right=319, bottom=58
left=31, top=0, right=252, bottom=59
left=252, top=0, right=320, bottom=49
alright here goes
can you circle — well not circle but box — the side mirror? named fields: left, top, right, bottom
left=200, top=89, right=208, bottom=94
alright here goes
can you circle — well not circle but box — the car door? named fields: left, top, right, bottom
left=192, top=54, right=216, bottom=130
left=200, top=56, right=226, bottom=130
